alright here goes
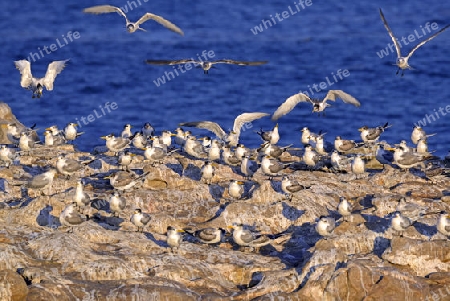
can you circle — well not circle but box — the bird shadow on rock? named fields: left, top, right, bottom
left=90, top=198, right=109, bottom=212
left=281, top=202, right=305, bottom=221
left=373, top=236, right=391, bottom=258
left=361, top=213, right=391, bottom=234
left=413, top=221, right=437, bottom=238
left=208, top=184, right=225, bottom=201
left=183, top=164, right=202, bottom=181
left=166, top=163, right=182, bottom=177
left=144, top=232, right=169, bottom=248
left=36, top=204, right=61, bottom=229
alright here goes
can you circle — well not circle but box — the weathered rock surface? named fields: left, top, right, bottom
left=1, top=103, right=450, bottom=300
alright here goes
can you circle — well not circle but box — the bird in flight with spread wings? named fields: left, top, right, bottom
left=379, top=8, right=450, bottom=76
left=179, top=112, right=269, bottom=146
left=271, top=89, right=360, bottom=120
left=145, top=59, right=268, bottom=74
left=14, top=59, right=69, bottom=98
left=83, top=5, right=184, bottom=35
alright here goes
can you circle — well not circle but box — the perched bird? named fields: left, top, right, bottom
left=121, top=124, right=133, bottom=139
left=166, top=226, right=185, bottom=251
left=27, top=169, right=58, bottom=196
left=228, top=224, right=271, bottom=250
left=145, top=59, right=267, bottom=74
left=0, top=145, right=18, bottom=167
left=281, top=176, right=304, bottom=200
left=261, top=155, right=288, bottom=178
left=375, top=143, right=394, bottom=167
left=173, top=127, right=185, bottom=146
left=330, top=150, right=351, bottom=172
left=6, top=123, right=21, bottom=145
left=159, top=130, right=174, bottom=147
left=55, top=154, right=88, bottom=179
left=64, top=123, right=83, bottom=143
left=194, top=228, right=223, bottom=245
left=379, top=8, right=450, bottom=76
left=118, top=150, right=134, bottom=171
left=302, top=145, right=322, bottom=170
left=391, top=211, right=412, bottom=236
left=393, top=146, right=428, bottom=171
left=411, top=126, right=435, bottom=145
left=437, top=212, right=450, bottom=237
left=131, top=132, right=148, bottom=149
left=338, top=197, right=353, bottom=222
left=301, top=127, right=320, bottom=145
left=141, top=122, right=155, bottom=140
left=272, top=90, right=360, bottom=120
left=334, top=136, right=359, bottom=153
left=83, top=5, right=184, bottom=35
left=143, top=144, right=167, bottom=166
left=315, top=216, right=336, bottom=238
left=351, top=155, right=365, bottom=178
left=222, top=145, right=241, bottom=166
left=359, top=122, right=391, bottom=143
left=18, top=132, right=36, bottom=154
left=183, top=136, right=207, bottom=159
left=200, top=136, right=212, bottom=149
left=201, top=161, right=215, bottom=184
left=256, top=124, right=280, bottom=144
left=179, top=112, right=269, bottom=147
left=228, top=180, right=245, bottom=200
left=235, top=144, right=250, bottom=161
left=241, top=155, right=258, bottom=179
left=416, top=138, right=430, bottom=154
left=59, top=202, right=87, bottom=233
left=46, top=125, right=66, bottom=145
left=14, top=59, right=68, bottom=98
left=101, top=134, right=131, bottom=155
left=130, top=208, right=151, bottom=232
left=43, top=130, right=56, bottom=146
left=106, top=171, right=149, bottom=191
left=109, top=192, right=126, bottom=217
left=73, top=179, right=90, bottom=212
left=260, top=142, right=291, bottom=159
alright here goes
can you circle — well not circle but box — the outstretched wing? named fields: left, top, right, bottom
left=136, top=13, right=184, bottom=36
left=406, top=24, right=450, bottom=59
left=179, top=121, right=227, bottom=140
left=271, top=93, right=312, bottom=121
left=324, top=90, right=360, bottom=107
left=379, top=9, right=402, bottom=58
left=43, top=60, right=69, bottom=91
left=233, top=112, right=269, bottom=138
left=145, top=59, right=197, bottom=65
left=213, top=59, right=268, bottom=66
left=83, top=5, right=128, bottom=20
left=14, top=60, right=33, bottom=88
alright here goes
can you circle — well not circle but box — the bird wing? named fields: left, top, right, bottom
left=179, top=121, right=227, bottom=140
left=398, top=152, right=424, bottom=165
left=198, top=228, right=219, bottom=241
left=136, top=13, right=184, bottom=35
left=145, top=59, right=197, bottom=65
left=83, top=5, right=128, bottom=20
left=43, top=60, right=69, bottom=91
left=65, top=212, right=85, bottom=225
left=272, top=93, right=312, bottom=121
left=213, top=59, right=268, bottom=66
left=324, top=90, right=360, bottom=107
left=63, top=159, right=82, bottom=172
left=28, top=174, right=50, bottom=189
left=379, top=9, right=402, bottom=58
left=233, top=112, right=269, bottom=139
left=239, top=230, right=256, bottom=244
left=141, top=213, right=151, bottom=225
left=406, top=24, right=450, bottom=59
left=14, top=60, right=33, bottom=88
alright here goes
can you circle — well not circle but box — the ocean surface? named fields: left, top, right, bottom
left=2, top=0, right=449, bottom=156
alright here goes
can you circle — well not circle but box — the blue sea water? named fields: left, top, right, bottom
left=1, top=0, right=449, bottom=155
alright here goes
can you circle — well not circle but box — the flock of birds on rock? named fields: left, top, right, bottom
left=5, top=5, right=450, bottom=250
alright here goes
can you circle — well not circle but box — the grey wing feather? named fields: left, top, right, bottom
left=83, top=5, right=127, bottom=20
left=398, top=153, right=423, bottom=165
left=14, top=60, right=33, bottom=88
left=400, top=217, right=412, bottom=229
left=43, top=60, right=69, bottom=90
left=65, top=213, right=85, bottom=225
left=136, top=13, right=184, bottom=35
left=64, top=159, right=82, bottom=172
left=198, top=228, right=218, bottom=240
left=28, top=174, right=49, bottom=189
left=272, top=93, right=312, bottom=121
left=141, top=213, right=151, bottom=225
left=239, top=231, right=255, bottom=244
left=232, top=112, right=269, bottom=138
left=406, top=24, right=450, bottom=59
left=379, top=9, right=402, bottom=58
left=324, top=90, right=360, bottom=107
left=214, top=59, right=268, bottom=66
left=179, top=121, right=227, bottom=140
left=146, top=59, right=197, bottom=65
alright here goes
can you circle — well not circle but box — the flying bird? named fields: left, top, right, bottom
left=14, top=60, right=68, bottom=98
left=179, top=112, right=269, bottom=146
left=145, top=59, right=267, bottom=74
left=83, top=5, right=184, bottom=35
left=272, top=90, right=360, bottom=120
left=379, top=8, right=450, bottom=76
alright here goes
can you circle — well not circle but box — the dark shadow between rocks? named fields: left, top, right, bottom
left=183, top=164, right=202, bottom=181
left=91, top=198, right=109, bottom=211
left=414, top=221, right=437, bottom=238
left=237, top=271, right=263, bottom=290
left=208, top=184, right=224, bottom=201
left=166, top=163, right=182, bottom=177
left=282, top=202, right=304, bottom=221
